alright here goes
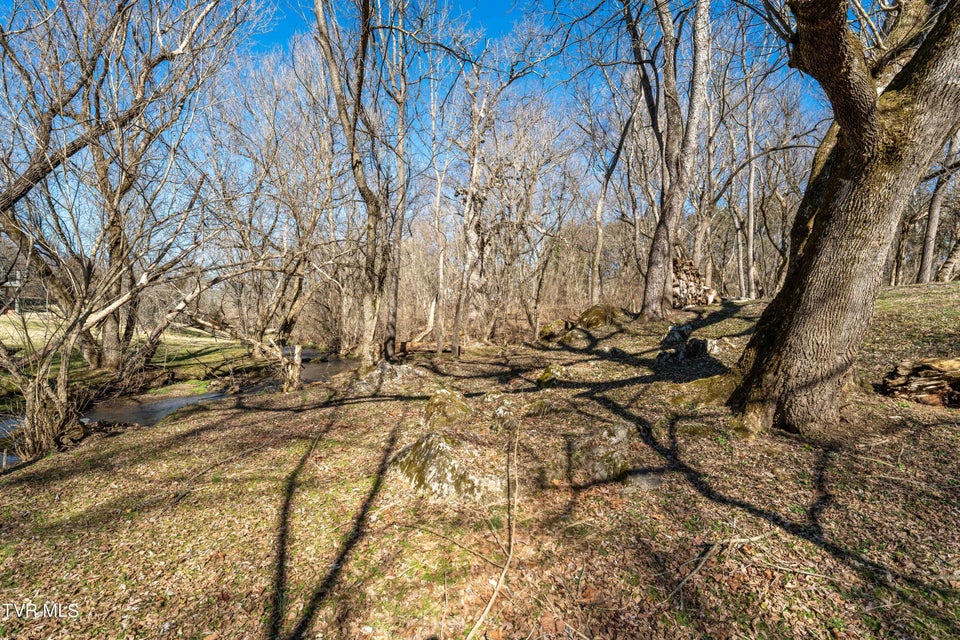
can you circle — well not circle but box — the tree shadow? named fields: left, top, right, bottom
left=567, top=379, right=960, bottom=635
left=266, top=421, right=400, bottom=640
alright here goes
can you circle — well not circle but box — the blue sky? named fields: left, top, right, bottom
left=253, top=1, right=520, bottom=51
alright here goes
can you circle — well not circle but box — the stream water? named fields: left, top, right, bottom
left=0, top=351, right=358, bottom=471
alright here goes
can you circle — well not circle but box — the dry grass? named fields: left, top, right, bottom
left=1, top=283, right=958, bottom=639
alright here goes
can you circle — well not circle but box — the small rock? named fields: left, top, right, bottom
left=424, top=388, right=472, bottom=427
left=625, top=472, right=665, bottom=490
left=537, top=364, right=569, bottom=389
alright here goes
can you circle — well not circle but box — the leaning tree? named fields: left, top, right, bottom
left=733, top=0, right=960, bottom=435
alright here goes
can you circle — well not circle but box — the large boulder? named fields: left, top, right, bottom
left=393, top=433, right=504, bottom=503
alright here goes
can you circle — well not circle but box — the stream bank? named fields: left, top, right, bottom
left=1, top=350, right=358, bottom=471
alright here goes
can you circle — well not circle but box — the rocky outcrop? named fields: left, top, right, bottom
left=350, top=361, right=424, bottom=395
left=536, top=363, right=569, bottom=389
left=575, top=304, right=622, bottom=329
left=391, top=391, right=520, bottom=503
left=424, top=388, right=472, bottom=426
left=565, top=423, right=664, bottom=489
left=539, top=319, right=573, bottom=342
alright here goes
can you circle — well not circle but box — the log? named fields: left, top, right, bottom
left=881, top=358, right=960, bottom=407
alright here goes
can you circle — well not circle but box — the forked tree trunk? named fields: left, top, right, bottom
left=732, top=1, right=960, bottom=435
left=636, top=0, right=711, bottom=320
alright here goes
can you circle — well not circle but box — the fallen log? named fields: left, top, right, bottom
left=881, top=358, right=960, bottom=407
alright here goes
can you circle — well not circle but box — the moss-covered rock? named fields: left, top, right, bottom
left=539, top=319, right=571, bottom=342
left=536, top=363, right=569, bottom=389
left=559, top=328, right=588, bottom=346
left=669, top=373, right=740, bottom=407
left=568, top=423, right=657, bottom=486
left=524, top=389, right=563, bottom=417
left=480, top=393, right=521, bottom=433
left=576, top=304, right=621, bottom=329
left=393, top=433, right=504, bottom=503
left=424, top=388, right=472, bottom=427
left=349, top=361, right=424, bottom=395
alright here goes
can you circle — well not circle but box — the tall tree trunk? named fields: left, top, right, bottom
left=917, top=133, right=958, bottom=282
left=890, top=218, right=910, bottom=286
left=636, top=0, right=711, bottom=320
left=732, top=0, right=960, bottom=435
left=589, top=194, right=605, bottom=306
left=733, top=210, right=747, bottom=297
left=589, top=111, right=634, bottom=306
left=433, top=175, right=447, bottom=353
left=917, top=177, right=949, bottom=283
left=382, top=8, right=408, bottom=360
left=746, top=105, right=758, bottom=299
left=382, top=223, right=402, bottom=360
left=450, top=116, right=485, bottom=359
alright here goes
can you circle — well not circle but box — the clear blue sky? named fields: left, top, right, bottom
left=253, top=1, right=519, bottom=52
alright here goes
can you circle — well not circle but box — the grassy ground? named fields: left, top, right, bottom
left=1, top=283, right=958, bottom=639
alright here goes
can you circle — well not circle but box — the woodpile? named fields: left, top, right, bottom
left=672, top=257, right=720, bottom=308
left=881, top=358, right=960, bottom=407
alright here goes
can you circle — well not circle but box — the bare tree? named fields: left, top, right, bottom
left=630, top=0, right=712, bottom=320
left=0, top=0, right=254, bottom=459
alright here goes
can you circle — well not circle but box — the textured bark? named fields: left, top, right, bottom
left=733, top=0, right=960, bottom=435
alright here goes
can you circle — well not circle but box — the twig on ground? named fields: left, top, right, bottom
left=464, top=421, right=520, bottom=640
left=440, top=570, right=448, bottom=640
left=403, top=524, right=504, bottom=568
left=750, top=561, right=837, bottom=582
left=664, top=531, right=775, bottom=603
left=564, top=621, right=591, bottom=640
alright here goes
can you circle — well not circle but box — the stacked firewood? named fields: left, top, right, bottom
left=881, top=358, right=960, bottom=407
left=672, top=257, right=720, bottom=308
